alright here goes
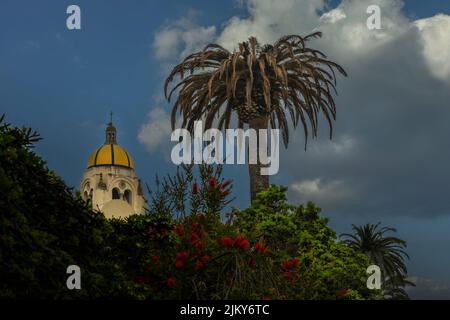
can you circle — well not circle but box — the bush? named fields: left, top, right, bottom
left=127, top=166, right=381, bottom=300
left=0, top=115, right=142, bottom=298
left=0, top=116, right=382, bottom=299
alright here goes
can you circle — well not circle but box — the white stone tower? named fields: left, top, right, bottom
left=80, top=115, right=145, bottom=219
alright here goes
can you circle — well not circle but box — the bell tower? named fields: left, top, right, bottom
left=105, top=112, right=117, bottom=144
left=80, top=114, right=146, bottom=219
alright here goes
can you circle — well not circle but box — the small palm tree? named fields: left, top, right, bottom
left=341, top=223, right=414, bottom=299
left=164, top=33, right=346, bottom=201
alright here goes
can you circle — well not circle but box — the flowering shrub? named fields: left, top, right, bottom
left=113, top=166, right=381, bottom=300
left=0, top=117, right=385, bottom=300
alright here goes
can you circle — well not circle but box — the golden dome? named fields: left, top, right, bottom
left=87, top=117, right=134, bottom=169
left=87, top=144, right=134, bottom=169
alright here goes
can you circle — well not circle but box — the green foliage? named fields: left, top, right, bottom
left=0, top=116, right=388, bottom=299
left=148, top=163, right=233, bottom=218
left=341, top=223, right=415, bottom=299
left=234, top=185, right=381, bottom=299
left=0, top=115, right=141, bottom=298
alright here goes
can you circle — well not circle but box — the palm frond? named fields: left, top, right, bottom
left=164, top=32, right=346, bottom=148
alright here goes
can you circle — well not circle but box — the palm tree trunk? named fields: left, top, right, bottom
left=248, top=116, right=269, bottom=202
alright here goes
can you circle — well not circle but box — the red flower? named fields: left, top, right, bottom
left=134, top=276, right=146, bottom=284
left=192, top=182, right=198, bottom=194
left=175, top=260, right=185, bottom=269
left=176, top=251, right=189, bottom=261
left=151, top=255, right=158, bottom=264
left=190, top=222, right=199, bottom=230
left=261, top=247, right=269, bottom=254
left=208, top=177, right=217, bottom=188
left=175, top=225, right=184, bottom=237
left=196, top=241, right=204, bottom=251
left=189, top=232, right=199, bottom=244
left=238, top=239, right=249, bottom=250
left=337, top=288, right=348, bottom=297
left=201, top=255, right=210, bottom=263
left=253, top=242, right=264, bottom=252
left=195, top=260, right=205, bottom=270
left=283, top=272, right=293, bottom=281
left=233, top=235, right=243, bottom=248
left=221, top=236, right=233, bottom=248
left=175, top=251, right=188, bottom=268
left=167, top=277, right=176, bottom=287
left=282, top=260, right=293, bottom=270
left=233, top=235, right=249, bottom=250
left=143, top=266, right=152, bottom=273
left=291, top=258, right=300, bottom=267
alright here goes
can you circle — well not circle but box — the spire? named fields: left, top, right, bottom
left=105, top=111, right=117, bottom=144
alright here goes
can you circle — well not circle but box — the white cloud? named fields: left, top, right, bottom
left=407, top=277, right=450, bottom=299
left=217, top=0, right=326, bottom=50
left=320, top=8, right=347, bottom=24
left=154, top=28, right=180, bottom=61
left=290, top=178, right=353, bottom=206
left=147, top=0, right=450, bottom=217
left=414, top=14, right=450, bottom=81
left=316, top=0, right=411, bottom=56
left=303, top=134, right=357, bottom=156
left=138, top=107, right=172, bottom=153
left=144, top=13, right=217, bottom=153
left=153, top=12, right=216, bottom=63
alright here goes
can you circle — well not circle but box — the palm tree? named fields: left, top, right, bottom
left=340, top=223, right=414, bottom=299
left=164, top=32, right=346, bottom=202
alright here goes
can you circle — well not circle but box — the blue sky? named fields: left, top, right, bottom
left=1, top=0, right=450, bottom=299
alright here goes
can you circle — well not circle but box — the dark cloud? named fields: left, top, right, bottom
left=284, top=16, right=450, bottom=218
left=407, top=277, right=450, bottom=300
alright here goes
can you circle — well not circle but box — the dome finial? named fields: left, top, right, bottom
left=105, top=111, right=117, bottom=144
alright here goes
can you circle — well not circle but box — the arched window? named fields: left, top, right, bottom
left=123, top=190, right=132, bottom=205
left=83, top=191, right=88, bottom=201
left=112, top=188, right=120, bottom=200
